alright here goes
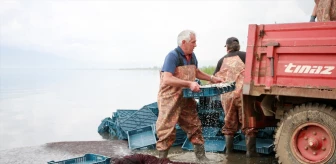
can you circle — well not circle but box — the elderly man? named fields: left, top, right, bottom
left=156, top=30, right=222, bottom=162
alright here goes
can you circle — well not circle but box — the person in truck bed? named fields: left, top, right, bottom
left=310, top=0, right=336, bottom=22
left=213, top=37, right=260, bottom=158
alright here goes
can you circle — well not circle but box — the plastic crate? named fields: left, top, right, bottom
left=233, top=134, right=274, bottom=154
left=182, top=82, right=236, bottom=98
left=108, top=128, right=116, bottom=136
left=48, top=153, right=110, bottom=164
left=176, top=128, right=187, bottom=138
left=173, top=126, right=187, bottom=146
left=218, top=110, right=224, bottom=125
left=97, top=117, right=111, bottom=134
left=264, top=127, right=276, bottom=131
left=198, top=110, right=223, bottom=127
left=198, top=97, right=222, bottom=110
left=202, top=127, right=220, bottom=137
left=119, top=106, right=158, bottom=133
left=115, top=109, right=138, bottom=122
left=127, top=125, right=157, bottom=150
left=257, top=127, right=275, bottom=139
left=173, top=137, right=187, bottom=146
left=143, top=102, right=159, bottom=117
left=182, top=136, right=225, bottom=152
left=111, top=112, right=117, bottom=122
left=198, top=97, right=210, bottom=108
left=98, top=117, right=118, bottom=135
left=115, top=109, right=138, bottom=117
left=176, top=125, right=186, bottom=134
left=149, top=124, right=186, bottom=146
left=116, top=126, right=128, bottom=140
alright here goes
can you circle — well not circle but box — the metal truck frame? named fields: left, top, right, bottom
left=242, top=21, right=336, bottom=164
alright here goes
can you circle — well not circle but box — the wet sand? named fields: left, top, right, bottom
left=0, top=140, right=131, bottom=164
left=0, top=140, right=278, bottom=164
left=133, top=146, right=278, bottom=164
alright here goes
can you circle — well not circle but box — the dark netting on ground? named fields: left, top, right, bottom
left=112, top=154, right=195, bottom=164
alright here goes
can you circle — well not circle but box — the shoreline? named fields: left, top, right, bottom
left=0, top=140, right=278, bottom=164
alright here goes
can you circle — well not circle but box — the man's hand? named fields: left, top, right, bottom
left=310, top=15, right=316, bottom=22
left=189, top=81, right=201, bottom=92
left=212, top=76, right=224, bottom=83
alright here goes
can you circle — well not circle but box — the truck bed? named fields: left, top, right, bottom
left=243, top=22, right=336, bottom=99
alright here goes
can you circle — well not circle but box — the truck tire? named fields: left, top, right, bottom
left=274, top=103, right=336, bottom=164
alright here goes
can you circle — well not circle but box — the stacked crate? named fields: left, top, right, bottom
left=98, top=103, right=186, bottom=149
left=97, top=82, right=274, bottom=154
left=233, top=127, right=276, bottom=154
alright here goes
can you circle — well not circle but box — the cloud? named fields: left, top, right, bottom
left=0, top=0, right=314, bottom=68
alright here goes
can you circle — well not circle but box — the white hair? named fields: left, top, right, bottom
left=177, top=30, right=196, bottom=46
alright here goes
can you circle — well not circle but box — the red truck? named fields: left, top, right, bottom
left=243, top=22, right=336, bottom=164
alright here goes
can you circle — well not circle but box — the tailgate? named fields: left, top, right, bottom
left=243, top=22, right=336, bottom=98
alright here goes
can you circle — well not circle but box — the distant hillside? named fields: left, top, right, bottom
left=119, top=66, right=161, bottom=70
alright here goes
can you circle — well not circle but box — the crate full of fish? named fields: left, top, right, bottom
left=183, top=81, right=236, bottom=98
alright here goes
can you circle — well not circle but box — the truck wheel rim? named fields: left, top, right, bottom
left=291, top=123, right=335, bottom=163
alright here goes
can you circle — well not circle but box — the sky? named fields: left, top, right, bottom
left=0, top=0, right=315, bottom=69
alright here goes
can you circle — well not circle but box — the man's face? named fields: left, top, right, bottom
left=183, top=34, right=197, bottom=55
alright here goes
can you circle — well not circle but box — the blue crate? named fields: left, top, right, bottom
left=202, top=127, right=220, bottom=137
left=182, top=136, right=226, bottom=152
left=176, top=130, right=187, bottom=139
left=111, top=112, right=117, bottom=122
left=98, top=118, right=118, bottom=134
left=115, top=109, right=138, bottom=117
left=104, top=118, right=116, bottom=128
left=97, top=117, right=111, bottom=134
left=173, top=137, right=187, bottom=146
left=176, top=124, right=186, bottom=133
left=175, top=129, right=186, bottom=136
left=198, top=97, right=222, bottom=110
left=127, top=125, right=157, bottom=150
left=218, top=110, right=224, bottom=124
left=183, top=82, right=236, bottom=98
left=153, top=124, right=187, bottom=146
left=257, top=127, right=275, bottom=139
left=173, top=126, right=187, bottom=146
left=116, top=126, right=128, bottom=140
left=233, top=134, right=274, bottom=154
left=114, top=110, right=139, bottom=139
left=108, top=128, right=116, bottom=136
left=115, top=109, right=138, bottom=122
left=143, top=102, right=159, bottom=117
left=198, top=110, right=223, bottom=127
left=48, top=153, right=110, bottom=164
left=119, top=107, right=158, bottom=133
left=264, top=127, right=276, bottom=131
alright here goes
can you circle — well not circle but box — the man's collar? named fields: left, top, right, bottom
left=176, top=46, right=185, bottom=56
left=177, top=46, right=192, bottom=56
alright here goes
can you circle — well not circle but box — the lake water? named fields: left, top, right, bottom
left=0, top=68, right=279, bottom=164
left=0, top=69, right=160, bottom=150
